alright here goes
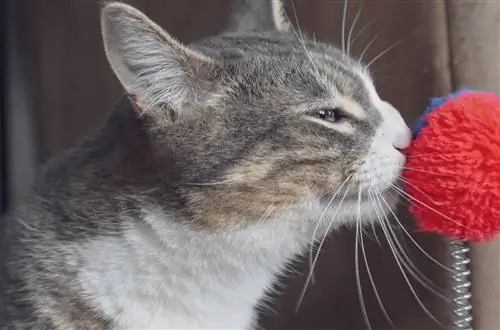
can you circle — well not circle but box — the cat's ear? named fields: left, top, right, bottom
left=101, top=2, right=213, bottom=119
left=226, top=0, right=290, bottom=33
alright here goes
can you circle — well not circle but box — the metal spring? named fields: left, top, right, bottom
left=450, top=240, right=473, bottom=330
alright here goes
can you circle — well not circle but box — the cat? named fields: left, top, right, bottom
left=1, top=0, right=411, bottom=329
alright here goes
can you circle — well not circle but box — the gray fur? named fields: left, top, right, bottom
left=226, top=0, right=290, bottom=32
left=1, top=1, right=410, bottom=329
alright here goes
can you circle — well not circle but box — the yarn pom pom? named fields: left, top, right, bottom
left=404, top=91, right=500, bottom=241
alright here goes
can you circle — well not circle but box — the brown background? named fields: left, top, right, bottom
left=7, top=0, right=498, bottom=329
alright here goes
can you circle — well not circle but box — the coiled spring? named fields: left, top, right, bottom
left=450, top=240, right=473, bottom=330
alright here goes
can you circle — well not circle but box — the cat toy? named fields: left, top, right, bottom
left=403, top=89, right=500, bottom=330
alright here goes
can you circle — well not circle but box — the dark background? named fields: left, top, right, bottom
left=1, top=0, right=7, bottom=215
left=1, top=1, right=453, bottom=329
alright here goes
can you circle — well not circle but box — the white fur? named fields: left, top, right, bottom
left=305, top=116, right=355, bottom=134
left=92, top=4, right=411, bottom=329
left=356, top=71, right=411, bottom=192
left=271, top=0, right=290, bottom=31
left=74, top=56, right=409, bottom=330
left=361, top=72, right=411, bottom=150
left=75, top=196, right=390, bottom=329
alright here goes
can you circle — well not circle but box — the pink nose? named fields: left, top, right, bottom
left=393, top=126, right=412, bottom=150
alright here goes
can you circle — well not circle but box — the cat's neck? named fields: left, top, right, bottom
left=73, top=209, right=317, bottom=329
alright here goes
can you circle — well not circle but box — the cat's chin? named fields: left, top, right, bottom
left=315, top=187, right=400, bottom=229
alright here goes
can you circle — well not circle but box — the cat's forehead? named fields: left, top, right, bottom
left=194, top=32, right=354, bottom=63
left=193, top=32, right=373, bottom=108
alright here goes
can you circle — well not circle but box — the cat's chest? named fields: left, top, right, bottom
left=111, top=273, right=267, bottom=329
left=91, top=260, right=268, bottom=329
left=75, top=224, right=277, bottom=329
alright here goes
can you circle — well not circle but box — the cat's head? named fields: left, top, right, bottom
left=100, top=1, right=411, bottom=231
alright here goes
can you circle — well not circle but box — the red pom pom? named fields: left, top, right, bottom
left=404, top=92, right=500, bottom=241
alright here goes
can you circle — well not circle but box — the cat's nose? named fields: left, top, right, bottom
left=377, top=100, right=412, bottom=150
left=393, top=126, right=412, bottom=150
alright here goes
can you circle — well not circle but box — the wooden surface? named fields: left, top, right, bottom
left=9, top=0, right=457, bottom=329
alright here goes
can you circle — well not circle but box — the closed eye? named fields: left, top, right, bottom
left=308, top=107, right=348, bottom=123
left=304, top=109, right=355, bottom=134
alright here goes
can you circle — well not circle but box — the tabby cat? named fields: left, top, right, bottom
left=1, top=0, right=411, bottom=328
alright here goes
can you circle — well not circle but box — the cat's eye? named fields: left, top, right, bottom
left=312, top=107, right=346, bottom=122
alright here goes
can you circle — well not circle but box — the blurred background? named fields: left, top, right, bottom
left=1, top=1, right=498, bottom=329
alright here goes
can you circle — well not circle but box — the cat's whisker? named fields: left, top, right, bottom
left=392, top=187, right=413, bottom=205
left=366, top=188, right=397, bottom=328
left=390, top=184, right=476, bottom=232
left=375, top=194, right=451, bottom=302
left=307, top=191, right=339, bottom=285
left=351, top=18, right=378, bottom=56
left=369, top=61, right=400, bottom=77
left=379, top=189, right=453, bottom=273
left=405, top=152, right=460, bottom=158
left=394, top=181, right=480, bottom=238
left=304, top=179, right=349, bottom=288
left=364, top=21, right=422, bottom=70
left=341, top=0, right=349, bottom=54
left=314, top=180, right=353, bottom=258
left=355, top=187, right=373, bottom=330
left=289, top=1, right=321, bottom=77
left=308, top=175, right=353, bottom=280
left=366, top=39, right=402, bottom=69
left=7, top=0, right=427, bottom=328
left=359, top=25, right=389, bottom=64
left=15, top=218, right=41, bottom=233
left=397, top=176, right=455, bottom=223
left=373, top=190, right=445, bottom=325
left=361, top=226, right=381, bottom=244
left=256, top=204, right=276, bottom=226
left=369, top=220, right=382, bottom=246
left=380, top=239, right=452, bottom=304
left=346, top=0, right=364, bottom=55
left=392, top=187, right=433, bottom=219
left=297, top=179, right=353, bottom=312
left=402, top=166, right=454, bottom=177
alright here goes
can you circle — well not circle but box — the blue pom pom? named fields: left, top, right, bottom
left=412, top=87, right=473, bottom=138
